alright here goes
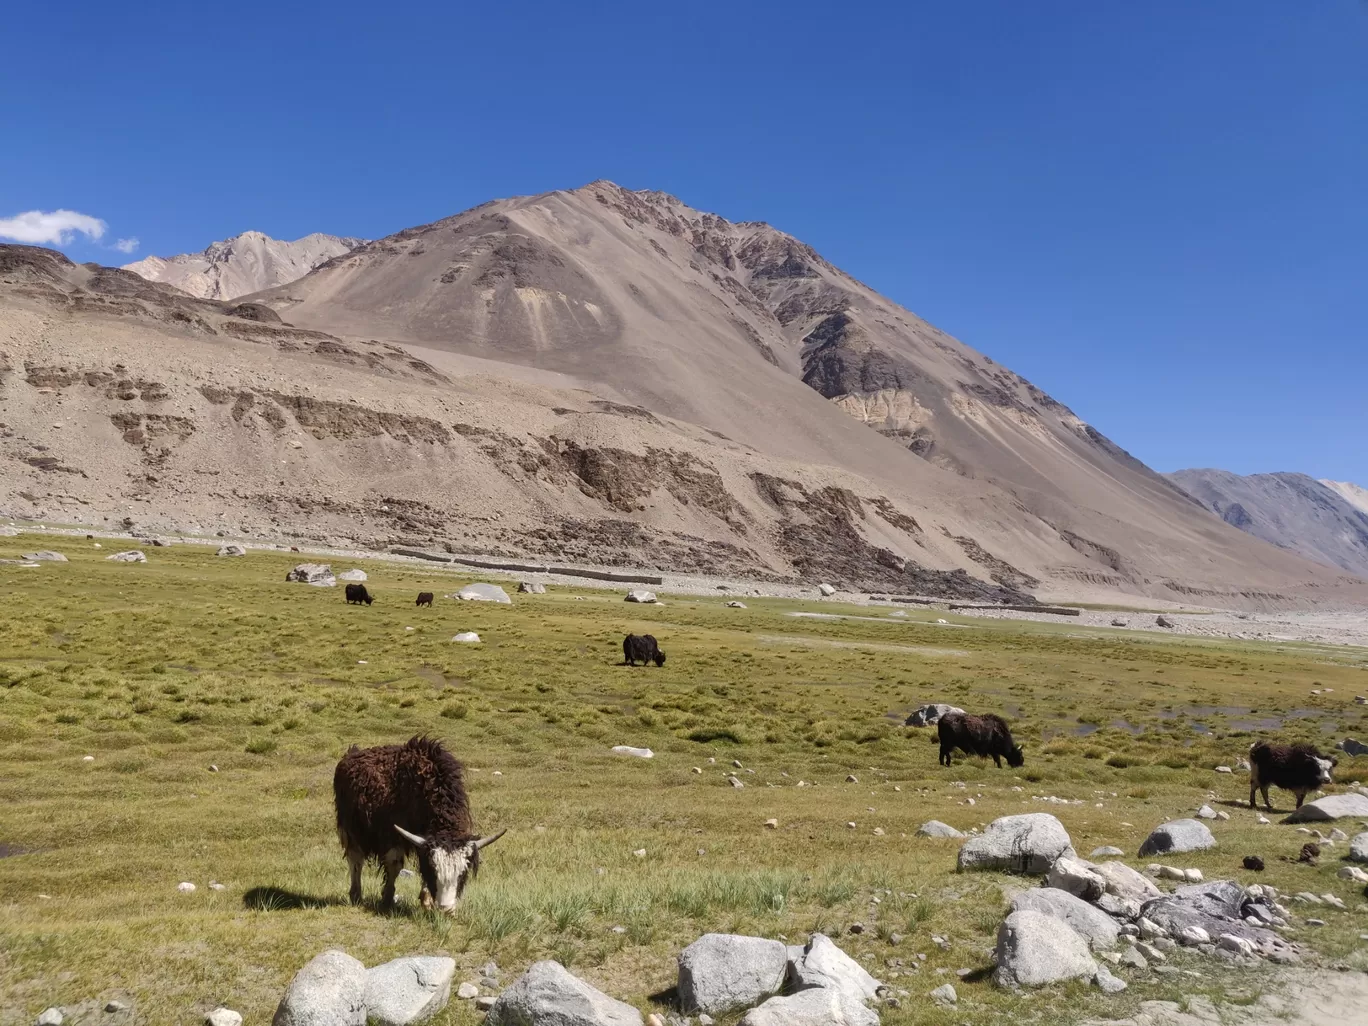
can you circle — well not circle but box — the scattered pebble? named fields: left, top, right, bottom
left=82, top=755, right=94, bottom=763
left=208, top=881, right=226, bottom=891
left=764, top=818, right=778, bottom=829
left=929, top=983, right=957, bottom=1005
left=177, top=882, right=196, bottom=893
left=208, top=765, right=219, bottom=773
left=632, top=849, right=647, bottom=858
left=37, top=1009, right=63, bottom=1026
left=457, top=982, right=480, bottom=1000
left=105, top=1002, right=128, bottom=1013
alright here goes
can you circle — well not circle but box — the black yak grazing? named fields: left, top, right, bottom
left=1248, top=740, right=1335, bottom=811
left=345, top=583, right=373, bottom=605
left=333, top=736, right=505, bottom=912
left=623, top=633, right=665, bottom=667
left=415, top=592, right=434, bottom=607
left=935, top=712, right=1024, bottom=768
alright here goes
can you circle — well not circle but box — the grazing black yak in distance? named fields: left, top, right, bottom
left=623, top=633, right=665, bottom=667
left=333, top=735, right=505, bottom=912
left=415, top=592, right=434, bottom=607
left=935, top=712, right=1025, bottom=768
left=1248, top=740, right=1335, bottom=811
left=345, top=583, right=373, bottom=605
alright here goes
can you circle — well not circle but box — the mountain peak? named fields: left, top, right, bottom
left=123, top=230, right=366, bottom=300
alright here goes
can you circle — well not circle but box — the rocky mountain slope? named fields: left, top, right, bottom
left=242, top=181, right=1365, bottom=607
left=123, top=231, right=365, bottom=300
left=1166, top=469, right=1368, bottom=577
left=1322, top=479, right=1368, bottom=517
left=2, top=181, right=1365, bottom=608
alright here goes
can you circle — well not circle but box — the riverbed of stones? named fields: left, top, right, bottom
left=28, top=796, right=1368, bottom=1026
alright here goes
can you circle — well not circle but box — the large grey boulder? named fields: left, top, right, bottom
left=22, top=550, right=67, bottom=562
left=1349, top=831, right=1368, bottom=863
left=1137, top=819, right=1215, bottom=856
left=624, top=590, right=658, bottom=604
left=457, top=583, right=511, bottom=604
left=1011, top=889, right=1120, bottom=951
left=337, top=569, right=368, bottom=582
left=1139, top=881, right=1295, bottom=961
left=958, top=813, right=1074, bottom=874
left=1092, top=860, right=1162, bottom=903
left=904, top=704, right=964, bottom=727
left=107, top=550, right=147, bottom=562
left=286, top=563, right=335, bottom=587
left=993, top=910, right=1098, bottom=988
left=216, top=544, right=247, bottom=557
left=818, top=583, right=837, bottom=597
left=364, top=956, right=455, bottom=1026
left=678, top=934, right=787, bottom=1015
left=1283, top=793, right=1368, bottom=822
left=518, top=581, right=547, bottom=594
left=785, top=933, right=880, bottom=1004
left=485, top=961, right=642, bottom=1026
left=917, top=820, right=965, bottom=839
left=1044, top=856, right=1106, bottom=902
left=272, top=950, right=367, bottom=1026
left=739, top=988, right=878, bottom=1026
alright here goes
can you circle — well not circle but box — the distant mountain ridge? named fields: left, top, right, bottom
left=1166, top=468, right=1368, bottom=578
left=123, top=231, right=365, bottom=300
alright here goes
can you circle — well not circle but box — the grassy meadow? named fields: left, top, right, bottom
left=1, top=535, right=1367, bottom=1025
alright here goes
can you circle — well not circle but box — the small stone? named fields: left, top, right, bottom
left=929, top=983, right=957, bottom=1005
left=205, top=1010, right=242, bottom=1026
left=457, top=983, right=480, bottom=1000
left=1178, top=926, right=1210, bottom=946
left=1215, top=811, right=1230, bottom=821
left=850, top=923, right=865, bottom=935
left=82, top=755, right=94, bottom=762
left=1183, top=869, right=1204, bottom=883
left=847, top=822, right=857, bottom=829
left=733, top=760, right=743, bottom=768
left=764, top=818, right=778, bottom=829
left=1306, top=918, right=1326, bottom=927
left=692, top=767, right=702, bottom=774
left=1257, top=815, right=1270, bottom=824
left=846, top=774, right=859, bottom=783
left=872, top=827, right=885, bottom=836
left=1215, top=766, right=1232, bottom=774
left=1196, top=805, right=1217, bottom=819
left=1136, top=942, right=1166, bottom=962
left=1089, top=846, right=1124, bottom=858
left=177, top=881, right=196, bottom=893
left=1119, top=948, right=1147, bottom=970
left=37, top=1010, right=63, bottom=1026
left=475, top=996, right=496, bottom=1011
left=633, top=849, right=647, bottom=858
left=727, top=776, right=744, bottom=789
left=1095, top=966, right=1128, bottom=994
left=106, top=1002, right=128, bottom=1014
left=209, top=764, right=219, bottom=772
left=209, top=881, right=226, bottom=891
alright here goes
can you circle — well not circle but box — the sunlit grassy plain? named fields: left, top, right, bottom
left=1, top=534, right=1366, bottom=1025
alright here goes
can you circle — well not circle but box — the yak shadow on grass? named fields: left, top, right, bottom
left=243, top=885, right=431, bottom=919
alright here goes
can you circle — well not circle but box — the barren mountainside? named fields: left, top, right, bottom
left=1322, top=479, right=1368, bottom=518
left=123, top=231, right=365, bottom=301
left=2, top=181, right=1365, bottom=609
left=1166, top=469, right=1368, bottom=578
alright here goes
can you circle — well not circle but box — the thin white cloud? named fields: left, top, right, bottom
left=114, top=237, right=140, bottom=254
left=0, top=209, right=108, bottom=245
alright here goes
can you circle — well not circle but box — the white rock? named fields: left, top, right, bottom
left=917, top=820, right=965, bottom=839
left=1138, top=819, right=1216, bottom=856
left=206, top=1009, right=243, bottom=1026
left=1045, top=856, right=1107, bottom=902
left=726, top=601, right=747, bottom=608
left=1285, top=793, right=1368, bottom=822
left=22, top=551, right=67, bottom=562
left=904, top=703, right=964, bottom=727
left=624, top=590, right=658, bottom=604
left=633, top=849, right=647, bottom=858
left=1011, top=888, right=1120, bottom=950
left=177, top=881, right=196, bottom=893
left=1089, top=846, right=1125, bottom=858
left=457, top=983, right=480, bottom=1000
left=958, top=813, right=1074, bottom=874
left=1155, top=866, right=1187, bottom=881
left=1195, top=805, right=1217, bottom=819
left=1217, top=934, right=1256, bottom=957
left=107, top=550, right=147, bottom=562
left=485, top=961, right=643, bottom=1026
left=456, top=582, right=511, bottom=603
left=610, top=746, right=654, bottom=759
left=1178, top=926, right=1211, bottom=946
left=451, top=632, right=481, bottom=643
left=37, top=1010, right=63, bottom=1026
left=1215, top=766, right=1232, bottom=774
left=216, top=544, right=247, bottom=557
left=993, top=909, right=1099, bottom=988
left=678, top=934, right=788, bottom=1015
left=739, top=987, right=876, bottom=1026
left=929, top=983, right=957, bottom=1005
left=273, top=950, right=367, bottom=1026
left=1347, top=832, right=1368, bottom=863
left=1093, top=860, right=1163, bottom=902
left=786, top=933, right=881, bottom=1004
left=1183, top=869, right=1204, bottom=883
left=818, top=583, right=837, bottom=597
left=337, top=569, right=368, bottom=582
left=728, top=776, right=744, bottom=789
left=82, top=755, right=94, bottom=762
left=364, top=956, right=456, bottom=1026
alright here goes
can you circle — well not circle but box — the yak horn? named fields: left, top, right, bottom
left=393, top=824, right=428, bottom=847
left=474, top=828, right=507, bottom=850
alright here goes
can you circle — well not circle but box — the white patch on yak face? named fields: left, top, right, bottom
left=428, top=843, right=475, bottom=911
left=1315, top=758, right=1334, bottom=785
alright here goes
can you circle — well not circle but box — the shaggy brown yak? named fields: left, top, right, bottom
left=333, top=735, right=504, bottom=911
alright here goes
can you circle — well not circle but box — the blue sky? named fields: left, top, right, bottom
left=3, top=1, right=1365, bottom=482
